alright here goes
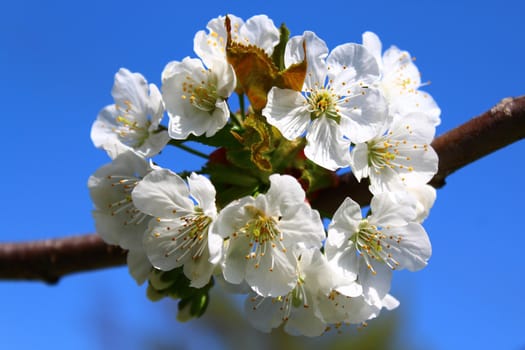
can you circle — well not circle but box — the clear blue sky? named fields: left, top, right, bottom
left=1, top=0, right=524, bottom=349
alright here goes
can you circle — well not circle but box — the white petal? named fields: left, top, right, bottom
left=393, top=147, right=438, bottom=187
left=127, top=249, right=152, bottom=285
left=391, top=90, right=441, bottom=126
left=146, top=83, right=164, bottom=129
left=213, top=60, right=237, bottom=97
left=240, top=15, right=280, bottom=55
left=382, top=223, right=431, bottom=271
left=188, top=173, right=217, bottom=216
left=304, top=117, right=351, bottom=171
left=112, top=68, right=149, bottom=113
left=207, top=224, right=224, bottom=265
left=216, top=274, right=252, bottom=294
left=349, top=142, right=370, bottom=182
left=406, top=184, right=436, bottom=222
left=327, top=43, right=380, bottom=87
left=329, top=197, right=362, bottom=233
left=391, top=112, right=436, bottom=143
left=285, top=31, right=328, bottom=89
left=358, top=259, right=392, bottom=306
left=362, top=31, right=383, bottom=69
left=336, top=279, right=363, bottom=298
left=204, top=99, right=230, bottom=137
left=213, top=196, right=255, bottom=238
left=222, top=235, right=250, bottom=285
left=369, top=165, right=405, bottom=195
left=324, top=226, right=347, bottom=253
left=143, top=218, right=192, bottom=271
left=382, top=294, right=400, bottom=311
left=338, top=88, right=388, bottom=143
left=193, top=15, right=238, bottom=68
left=245, top=247, right=297, bottom=297
left=193, top=30, right=222, bottom=69
left=91, top=105, right=119, bottom=150
left=340, top=295, right=382, bottom=324
left=300, top=249, right=337, bottom=295
left=244, top=294, right=283, bottom=333
left=327, top=248, right=359, bottom=283
left=279, top=204, right=325, bottom=251
left=137, top=130, right=170, bottom=159
left=183, top=249, right=215, bottom=288
left=91, top=210, right=123, bottom=246
left=369, top=191, right=418, bottom=226
left=263, top=87, right=311, bottom=140
left=264, top=174, right=306, bottom=216
left=132, top=169, right=193, bottom=218
left=284, top=306, right=327, bottom=337
left=382, top=46, right=421, bottom=89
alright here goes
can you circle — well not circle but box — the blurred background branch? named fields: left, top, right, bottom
left=1, top=94, right=524, bottom=283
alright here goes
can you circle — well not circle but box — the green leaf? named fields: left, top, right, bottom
left=272, top=22, right=290, bottom=71
left=170, top=126, right=238, bottom=149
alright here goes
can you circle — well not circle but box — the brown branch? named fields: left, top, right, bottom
left=1, top=95, right=524, bottom=283
left=0, top=234, right=126, bottom=284
left=429, top=95, right=525, bottom=187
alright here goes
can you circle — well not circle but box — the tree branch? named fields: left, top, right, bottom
left=1, top=95, right=524, bottom=283
left=0, top=234, right=126, bottom=284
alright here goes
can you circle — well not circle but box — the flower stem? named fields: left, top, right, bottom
left=230, top=112, right=243, bottom=129
left=238, top=92, right=246, bottom=117
left=170, top=141, right=209, bottom=159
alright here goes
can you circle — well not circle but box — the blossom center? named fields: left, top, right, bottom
left=366, top=127, right=423, bottom=177
left=182, top=72, right=219, bottom=113
left=367, top=138, right=399, bottom=171
left=249, top=277, right=309, bottom=321
left=114, top=100, right=150, bottom=148
left=158, top=209, right=213, bottom=262
left=106, top=175, right=148, bottom=226
left=352, top=219, right=400, bottom=273
left=307, top=89, right=340, bottom=123
left=236, top=205, right=286, bottom=269
left=243, top=206, right=281, bottom=242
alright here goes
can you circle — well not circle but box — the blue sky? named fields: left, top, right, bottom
left=1, top=0, right=524, bottom=349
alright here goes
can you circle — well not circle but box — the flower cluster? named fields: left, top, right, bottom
left=88, top=14, right=439, bottom=336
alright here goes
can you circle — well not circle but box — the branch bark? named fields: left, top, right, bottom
left=0, top=234, right=126, bottom=284
left=2, top=95, right=524, bottom=283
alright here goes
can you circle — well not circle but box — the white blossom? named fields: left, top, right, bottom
left=161, top=56, right=236, bottom=139
left=263, top=31, right=388, bottom=170
left=91, top=68, right=169, bottom=158
left=245, top=249, right=336, bottom=336
left=132, top=169, right=218, bottom=288
left=209, top=174, right=325, bottom=297
left=350, top=112, right=439, bottom=194
left=406, top=184, right=437, bottom=223
left=326, top=192, right=431, bottom=306
left=245, top=249, right=398, bottom=335
left=88, top=150, right=155, bottom=284
left=317, top=292, right=400, bottom=326
left=362, top=31, right=441, bottom=126
left=88, top=151, right=153, bottom=250
left=194, top=14, right=280, bottom=70
left=86, top=14, right=441, bottom=334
